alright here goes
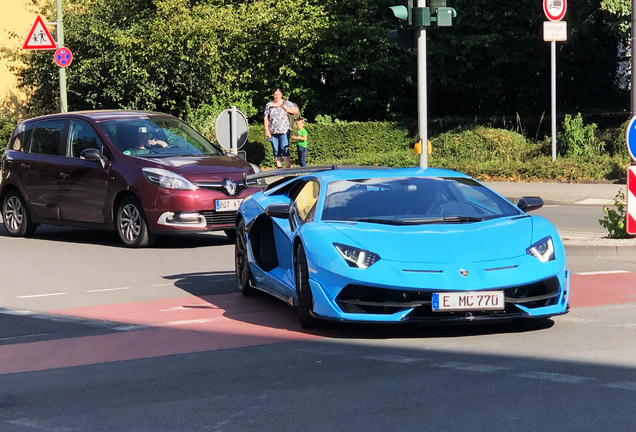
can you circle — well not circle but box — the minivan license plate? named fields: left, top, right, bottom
left=215, top=199, right=243, bottom=212
left=432, top=291, right=504, bottom=311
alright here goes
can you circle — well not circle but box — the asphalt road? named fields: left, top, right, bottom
left=1, top=205, right=636, bottom=431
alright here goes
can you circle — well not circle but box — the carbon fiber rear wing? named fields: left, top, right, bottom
left=243, top=165, right=390, bottom=186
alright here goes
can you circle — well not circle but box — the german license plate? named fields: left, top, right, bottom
left=432, top=291, right=504, bottom=311
left=215, top=199, right=243, bottom=212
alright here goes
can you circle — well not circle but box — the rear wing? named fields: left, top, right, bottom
left=243, top=165, right=390, bottom=187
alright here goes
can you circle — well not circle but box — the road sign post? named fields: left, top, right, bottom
left=215, top=107, right=249, bottom=154
left=542, top=0, right=567, bottom=162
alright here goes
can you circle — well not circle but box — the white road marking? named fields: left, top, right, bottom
left=611, top=323, right=636, bottom=330
left=514, top=371, right=592, bottom=383
left=359, top=354, right=426, bottom=364
left=85, top=287, right=132, bottom=293
left=5, top=419, right=72, bottom=431
left=149, top=283, right=174, bottom=287
left=543, top=204, right=560, bottom=208
left=603, top=382, right=636, bottom=391
left=297, top=348, right=427, bottom=364
left=575, top=270, right=630, bottom=276
left=431, top=362, right=510, bottom=373
left=16, top=293, right=68, bottom=299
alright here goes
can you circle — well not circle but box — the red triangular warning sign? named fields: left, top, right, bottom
left=23, top=15, right=57, bottom=50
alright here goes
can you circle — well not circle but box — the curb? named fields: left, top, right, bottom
left=564, top=244, right=636, bottom=257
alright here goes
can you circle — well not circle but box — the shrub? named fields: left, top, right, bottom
left=599, top=190, right=629, bottom=238
left=0, top=114, right=17, bottom=154
left=558, top=113, right=603, bottom=158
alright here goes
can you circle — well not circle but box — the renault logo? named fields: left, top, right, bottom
left=459, top=269, right=468, bottom=277
left=224, top=179, right=237, bottom=196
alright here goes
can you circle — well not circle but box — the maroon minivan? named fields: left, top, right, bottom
left=0, top=110, right=261, bottom=247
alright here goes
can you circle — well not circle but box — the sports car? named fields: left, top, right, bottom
left=234, top=166, right=569, bottom=328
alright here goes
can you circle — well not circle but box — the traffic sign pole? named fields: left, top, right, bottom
left=57, top=0, right=67, bottom=113
left=230, top=106, right=238, bottom=155
left=551, top=40, right=557, bottom=162
left=417, top=0, right=427, bottom=169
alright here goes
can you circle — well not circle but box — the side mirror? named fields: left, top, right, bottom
left=80, top=148, right=106, bottom=168
left=518, top=196, right=544, bottom=212
left=265, top=203, right=292, bottom=218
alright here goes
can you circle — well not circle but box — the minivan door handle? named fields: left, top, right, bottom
left=20, top=163, right=30, bottom=169
left=59, top=172, right=70, bottom=179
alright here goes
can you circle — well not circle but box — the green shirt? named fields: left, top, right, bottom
left=296, top=127, right=308, bottom=147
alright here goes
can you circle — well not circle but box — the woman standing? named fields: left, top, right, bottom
left=264, top=88, right=299, bottom=168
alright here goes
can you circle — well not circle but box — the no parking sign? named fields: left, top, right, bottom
left=54, top=47, right=73, bottom=68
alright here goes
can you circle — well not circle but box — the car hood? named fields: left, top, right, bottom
left=148, top=155, right=251, bottom=179
left=324, top=216, right=533, bottom=264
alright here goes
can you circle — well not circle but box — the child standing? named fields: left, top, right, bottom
left=291, top=118, right=308, bottom=167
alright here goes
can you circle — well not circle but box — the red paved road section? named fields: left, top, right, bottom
left=569, top=272, right=636, bottom=308
left=0, top=294, right=320, bottom=375
left=1, top=272, right=635, bottom=375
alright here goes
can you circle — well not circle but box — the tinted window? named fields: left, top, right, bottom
left=9, top=122, right=35, bottom=151
left=98, top=117, right=223, bottom=157
left=68, top=120, right=103, bottom=157
left=322, top=177, right=521, bottom=223
left=30, top=120, right=64, bottom=156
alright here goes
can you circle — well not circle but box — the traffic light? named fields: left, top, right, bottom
left=385, top=0, right=457, bottom=45
left=386, top=0, right=413, bottom=26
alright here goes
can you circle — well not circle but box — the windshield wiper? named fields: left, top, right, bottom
left=342, top=218, right=406, bottom=225
left=398, top=216, right=486, bottom=225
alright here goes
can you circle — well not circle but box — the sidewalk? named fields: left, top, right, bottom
left=484, top=181, right=636, bottom=257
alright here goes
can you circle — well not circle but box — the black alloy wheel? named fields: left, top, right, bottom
left=296, top=243, right=321, bottom=329
left=2, top=190, right=37, bottom=237
left=116, top=196, right=154, bottom=248
left=235, top=219, right=258, bottom=296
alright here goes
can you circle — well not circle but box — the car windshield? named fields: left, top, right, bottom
left=98, top=116, right=224, bottom=157
left=322, top=177, right=522, bottom=224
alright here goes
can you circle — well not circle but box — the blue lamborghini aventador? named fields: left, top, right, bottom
left=234, top=166, right=569, bottom=328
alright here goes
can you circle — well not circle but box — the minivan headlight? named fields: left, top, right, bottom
left=526, top=236, right=555, bottom=263
left=142, top=168, right=197, bottom=190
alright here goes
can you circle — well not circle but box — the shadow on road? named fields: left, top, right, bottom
left=164, top=270, right=555, bottom=340
left=0, top=222, right=233, bottom=249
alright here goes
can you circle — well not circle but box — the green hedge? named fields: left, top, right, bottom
left=243, top=121, right=631, bottom=182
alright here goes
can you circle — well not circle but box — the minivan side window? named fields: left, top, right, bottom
left=9, top=122, right=35, bottom=151
left=30, top=120, right=65, bottom=156
left=67, top=120, right=103, bottom=157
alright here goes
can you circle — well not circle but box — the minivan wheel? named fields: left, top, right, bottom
left=2, top=190, right=37, bottom=237
left=116, top=196, right=154, bottom=248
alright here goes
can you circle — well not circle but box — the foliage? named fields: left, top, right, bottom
left=0, top=114, right=17, bottom=154
left=1, top=0, right=628, bottom=122
left=600, top=0, right=631, bottom=41
left=557, top=113, right=603, bottom=158
left=599, top=190, right=629, bottom=238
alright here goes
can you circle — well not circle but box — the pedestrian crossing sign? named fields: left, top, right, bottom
left=22, top=15, right=57, bottom=50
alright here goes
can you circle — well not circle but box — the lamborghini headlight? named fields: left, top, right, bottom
left=334, top=243, right=381, bottom=269
left=526, top=236, right=555, bottom=263
left=142, top=168, right=197, bottom=190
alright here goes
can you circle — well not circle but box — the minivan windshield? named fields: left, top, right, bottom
left=98, top=117, right=224, bottom=157
left=322, top=177, right=522, bottom=224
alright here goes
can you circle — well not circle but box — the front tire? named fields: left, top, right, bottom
left=2, top=190, right=37, bottom=237
left=296, top=243, right=321, bottom=329
left=116, top=196, right=154, bottom=248
left=235, top=219, right=258, bottom=296
left=224, top=228, right=237, bottom=243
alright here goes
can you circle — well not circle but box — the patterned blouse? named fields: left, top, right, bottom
left=264, top=100, right=296, bottom=135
